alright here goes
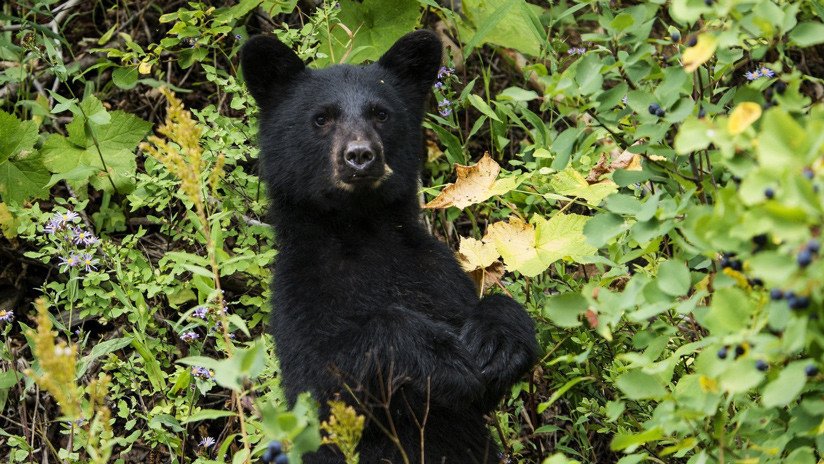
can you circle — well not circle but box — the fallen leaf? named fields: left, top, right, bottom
left=426, top=138, right=443, bottom=163
left=727, top=102, right=762, bottom=135
left=585, top=309, right=599, bottom=328
left=682, top=34, right=718, bottom=73
left=586, top=144, right=642, bottom=183
left=484, top=213, right=596, bottom=277
left=465, top=261, right=505, bottom=295
left=425, top=153, right=517, bottom=209
left=457, top=236, right=500, bottom=271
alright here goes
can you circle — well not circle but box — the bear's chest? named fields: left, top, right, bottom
left=274, top=235, right=477, bottom=324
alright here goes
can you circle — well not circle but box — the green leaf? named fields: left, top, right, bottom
left=460, top=0, right=545, bottom=56
left=543, top=293, right=587, bottom=328
left=41, top=110, right=151, bottom=193
left=550, top=168, right=617, bottom=206
left=319, top=0, right=421, bottom=65
left=757, top=108, right=808, bottom=171
left=0, top=110, right=38, bottom=164
left=674, top=117, right=713, bottom=154
left=77, top=336, right=134, bottom=378
left=534, top=213, right=597, bottom=264
left=0, top=150, right=50, bottom=204
left=182, top=409, right=237, bottom=424
left=789, top=22, right=824, bottom=47
left=611, top=427, right=664, bottom=452
left=615, top=371, right=667, bottom=400
left=657, top=260, right=690, bottom=296
left=761, top=362, right=807, bottom=407
left=112, top=66, right=139, bottom=90
left=696, top=287, right=753, bottom=335
left=467, top=95, right=502, bottom=122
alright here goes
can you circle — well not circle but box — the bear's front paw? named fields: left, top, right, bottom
left=460, top=294, right=538, bottom=386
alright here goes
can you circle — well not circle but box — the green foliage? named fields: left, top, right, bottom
left=2, top=0, right=824, bottom=463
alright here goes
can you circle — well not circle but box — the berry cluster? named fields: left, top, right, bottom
left=797, top=239, right=820, bottom=267
left=261, top=441, right=288, bottom=464
left=648, top=103, right=666, bottom=118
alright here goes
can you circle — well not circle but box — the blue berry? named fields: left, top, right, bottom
left=805, top=365, right=819, bottom=377
left=687, top=36, right=697, bottom=47
left=274, top=455, right=289, bottom=464
left=807, top=239, right=820, bottom=254
left=704, top=0, right=713, bottom=5
left=775, top=81, right=787, bottom=94
left=755, top=360, right=769, bottom=371
left=671, top=31, right=681, bottom=42
left=764, top=187, right=775, bottom=199
left=798, top=249, right=813, bottom=267
left=698, top=107, right=706, bottom=118
left=648, top=103, right=661, bottom=115
left=262, top=441, right=283, bottom=462
left=717, top=346, right=728, bottom=359
left=769, top=288, right=784, bottom=300
left=734, top=345, right=745, bottom=358
left=655, top=107, right=666, bottom=117
left=788, top=295, right=810, bottom=310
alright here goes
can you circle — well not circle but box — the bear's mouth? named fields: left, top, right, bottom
left=336, top=165, right=394, bottom=191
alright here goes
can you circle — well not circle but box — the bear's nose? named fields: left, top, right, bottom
left=343, top=142, right=376, bottom=172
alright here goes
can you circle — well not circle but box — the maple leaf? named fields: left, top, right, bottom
left=425, top=153, right=518, bottom=209
left=484, top=214, right=596, bottom=277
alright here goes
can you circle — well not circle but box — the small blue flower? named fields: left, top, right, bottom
left=70, top=227, right=98, bottom=246
left=437, top=99, right=452, bottom=117
left=437, top=66, right=454, bottom=80
left=192, top=306, right=209, bottom=319
left=760, top=67, right=775, bottom=78
left=59, top=254, right=81, bottom=268
left=744, top=70, right=759, bottom=81
left=181, top=331, right=200, bottom=343
left=567, top=47, right=586, bottom=56
left=434, top=81, right=444, bottom=90
left=0, top=310, right=13, bottom=323
left=234, top=34, right=242, bottom=40
left=191, top=366, right=215, bottom=380
left=79, top=253, right=98, bottom=272
left=199, top=436, right=216, bottom=448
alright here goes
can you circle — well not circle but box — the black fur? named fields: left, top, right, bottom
left=241, top=30, right=539, bottom=463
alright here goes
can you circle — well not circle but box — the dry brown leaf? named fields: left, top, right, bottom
left=456, top=237, right=499, bottom=271
left=425, top=153, right=505, bottom=209
left=586, top=144, right=642, bottom=183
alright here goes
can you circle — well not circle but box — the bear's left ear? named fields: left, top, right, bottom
left=378, top=30, right=442, bottom=96
left=240, top=35, right=305, bottom=106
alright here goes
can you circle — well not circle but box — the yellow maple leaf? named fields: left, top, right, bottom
left=727, top=102, right=762, bottom=135
left=456, top=236, right=500, bottom=271
left=425, top=153, right=516, bottom=209
left=682, top=34, right=718, bottom=73
left=484, top=217, right=546, bottom=276
left=483, top=214, right=595, bottom=277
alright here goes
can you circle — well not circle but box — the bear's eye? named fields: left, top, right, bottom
left=313, top=114, right=329, bottom=127
left=374, top=109, right=389, bottom=122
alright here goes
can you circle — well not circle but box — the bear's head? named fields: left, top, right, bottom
left=241, top=30, right=442, bottom=212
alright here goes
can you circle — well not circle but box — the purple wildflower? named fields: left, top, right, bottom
left=79, top=253, right=98, bottom=272
left=434, top=81, right=444, bottom=90
left=760, top=67, right=775, bottom=78
left=192, top=306, right=208, bottom=319
left=437, top=66, right=453, bottom=80
left=199, top=436, right=216, bottom=448
left=191, top=366, right=215, bottom=380
left=59, top=254, right=81, bottom=268
left=234, top=34, right=242, bottom=40
left=54, top=211, right=79, bottom=225
left=44, top=218, right=62, bottom=235
left=438, top=99, right=452, bottom=117
left=180, top=331, right=200, bottom=343
left=745, top=70, right=760, bottom=81
left=0, top=310, right=13, bottom=323
left=70, top=227, right=98, bottom=246
left=567, top=47, right=586, bottom=56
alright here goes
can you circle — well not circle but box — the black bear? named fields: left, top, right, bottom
left=241, top=30, right=538, bottom=463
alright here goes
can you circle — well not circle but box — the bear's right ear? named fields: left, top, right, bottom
left=240, top=35, right=305, bottom=105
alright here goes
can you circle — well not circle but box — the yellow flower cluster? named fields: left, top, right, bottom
left=321, top=400, right=365, bottom=464
left=25, top=298, right=83, bottom=419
